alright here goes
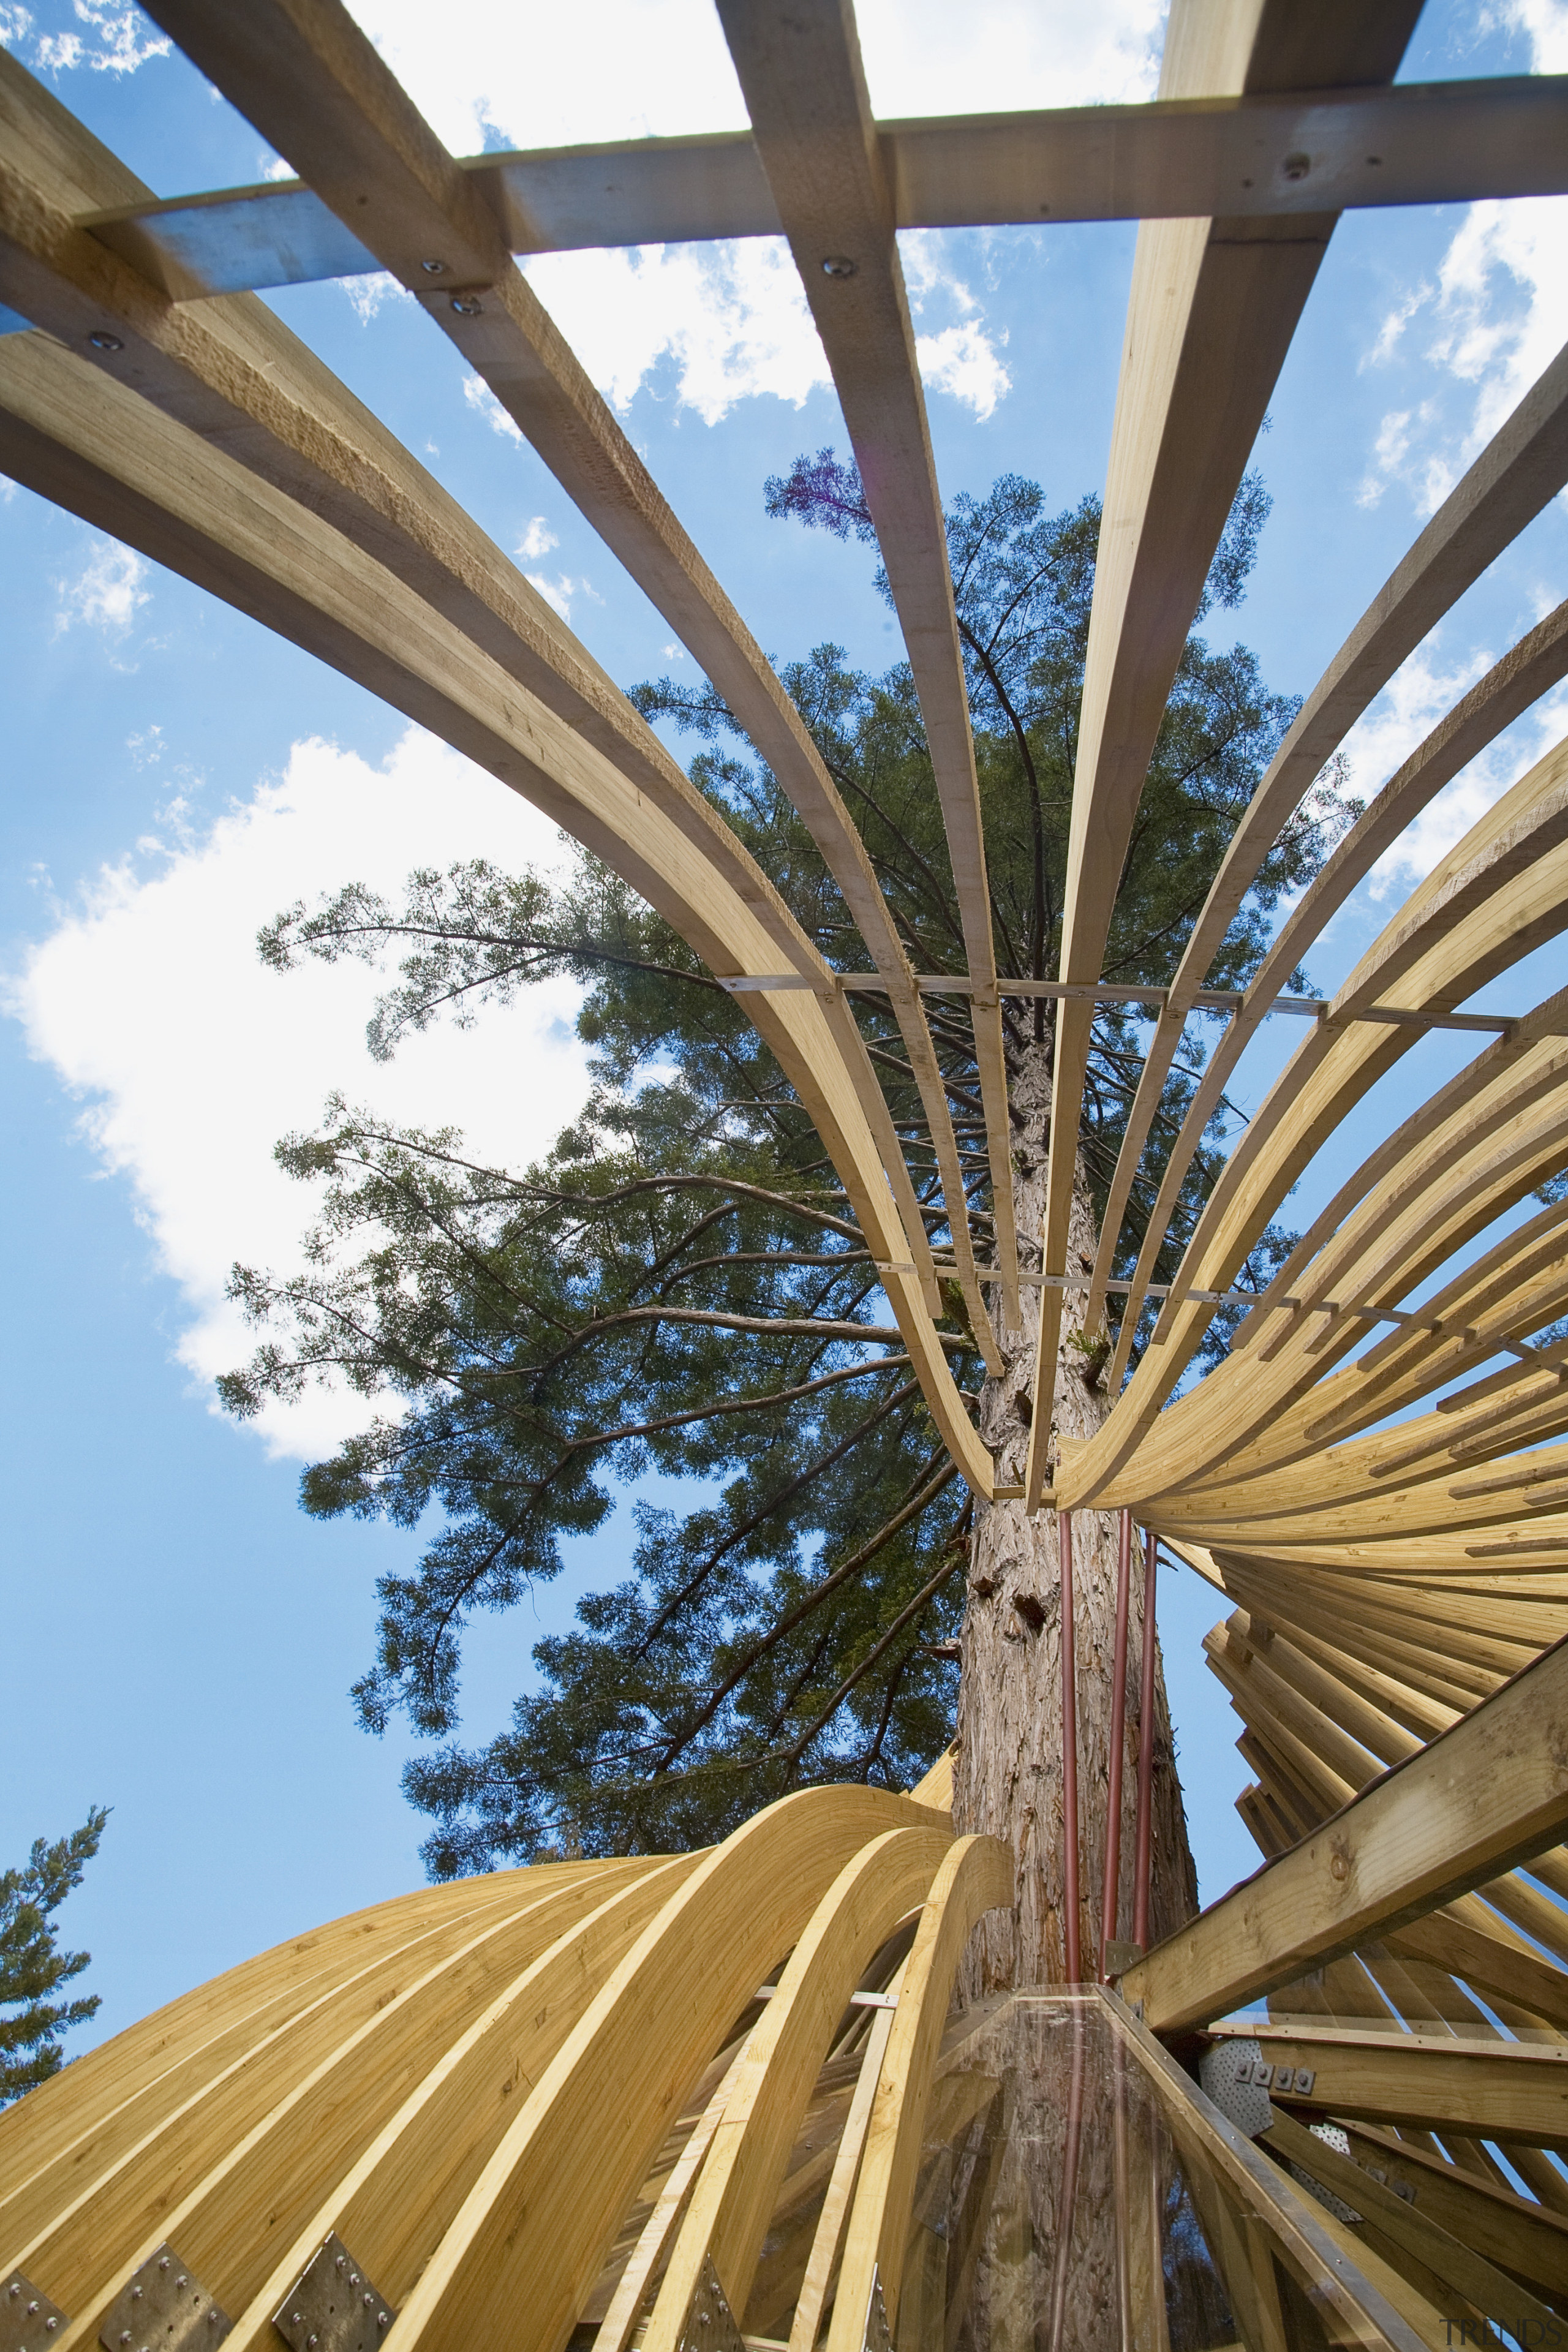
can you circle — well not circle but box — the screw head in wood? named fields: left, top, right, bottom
left=89, top=330, right=124, bottom=351
left=821, top=255, right=856, bottom=277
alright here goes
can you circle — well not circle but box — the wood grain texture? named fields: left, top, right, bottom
left=643, top=1824, right=951, bottom=2343
left=826, top=1834, right=1013, bottom=2350
left=0, top=328, right=994, bottom=1493
left=1025, top=0, right=1422, bottom=1505
left=1121, top=1636, right=1568, bottom=2032
left=130, top=0, right=1004, bottom=1352
left=377, top=1785, right=946, bottom=2352
left=717, top=0, right=1020, bottom=1332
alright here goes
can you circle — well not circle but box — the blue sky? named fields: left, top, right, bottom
left=2, top=0, right=1567, bottom=2050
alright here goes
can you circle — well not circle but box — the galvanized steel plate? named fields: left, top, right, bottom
left=271, top=2236, right=394, bottom=2352
left=2, top=2272, right=67, bottom=2352
left=97, top=2247, right=230, bottom=2352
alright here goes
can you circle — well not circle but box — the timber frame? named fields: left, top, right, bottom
left=4, top=1, right=1568, bottom=2345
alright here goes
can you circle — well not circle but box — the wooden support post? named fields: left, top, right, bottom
left=1061, top=1510, right=1082, bottom=1984
left=1101, top=1506, right=1134, bottom=1980
left=1121, top=1634, right=1568, bottom=2034
left=1133, top=1528, right=1159, bottom=1954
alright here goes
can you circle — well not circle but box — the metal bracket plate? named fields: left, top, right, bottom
left=674, top=2254, right=744, bottom=2352
left=1291, top=2123, right=1363, bottom=2226
left=98, top=2247, right=230, bottom=2352
left=1199, top=2037, right=1274, bottom=2139
left=863, top=2264, right=894, bottom=2352
left=271, top=2236, right=394, bottom=2352
left=2, top=2272, right=67, bottom=2352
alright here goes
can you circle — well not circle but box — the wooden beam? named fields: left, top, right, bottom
left=717, top=0, right=1020, bottom=1328
left=1208, top=2021, right=1568, bottom=2150
left=1026, top=0, right=1421, bottom=1506
left=131, top=1, right=1007, bottom=1358
left=66, top=76, right=1568, bottom=305
left=1263, top=2104, right=1563, bottom=2339
left=0, top=331, right=994, bottom=1493
left=1118, top=1635, right=1568, bottom=2034
left=1100, top=1990, right=1430, bottom=2352
left=1335, top=2122, right=1568, bottom=2301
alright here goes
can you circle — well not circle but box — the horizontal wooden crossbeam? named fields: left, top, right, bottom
left=1210, top=2021, right=1568, bottom=2150
left=22, top=75, right=1564, bottom=316
left=1118, top=1635, right=1568, bottom=2034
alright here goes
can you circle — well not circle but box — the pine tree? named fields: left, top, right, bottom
left=0, top=1806, right=109, bottom=2105
left=225, top=463, right=1354, bottom=1970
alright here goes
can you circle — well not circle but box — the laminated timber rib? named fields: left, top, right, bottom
left=5, top=0, right=1568, bottom=2345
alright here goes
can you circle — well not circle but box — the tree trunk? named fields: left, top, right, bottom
left=953, top=1041, right=1198, bottom=1991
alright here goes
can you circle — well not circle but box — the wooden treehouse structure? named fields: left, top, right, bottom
left=2, top=2, right=1568, bottom=2347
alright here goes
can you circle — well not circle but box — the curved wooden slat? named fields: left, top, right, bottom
left=1059, top=726, right=1568, bottom=1507
left=377, top=1785, right=945, bottom=2352
left=208, top=1859, right=704, bottom=2346
left=0, top=1872, right=607, bottom=2272
left=717, top=0, right=1020, bottom=1333
left=825, top=1833, right=1013, bottom=2351
left=1025, top=0, right=1422, bottom=1504
left=1093, top=594, right=1568, bottom=1385
left=19, top=1862, right=684, bottom=2340
left=0, top=1867, right=587, bottom=2215
left=128, top=1, right=1009, bottom=1359
left=0, top=44, right=1001, bottom=1366
left=643, top=1824, right=951, bottom=2345
left=0, top=330, right=993, bottom=1494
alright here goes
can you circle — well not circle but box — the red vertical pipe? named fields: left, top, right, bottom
left=1133, top=1526, right=1159, bottom=1952
left=1059, top=1509, right=1082, bottom=1983
left=1099, top=1505, right=1133, bottom=1979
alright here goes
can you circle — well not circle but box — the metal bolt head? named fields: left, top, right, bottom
left=378, top=2318, right=390, bottom=2331
left=1281, top=151, right=1311, bottom=182
left=44, top=2322, right=56, bottom=2334
left=450, top=295, right=483, bottom=315
left=363, top=2294, right=372, bottom=2307
left=120, top=2334, right=132, bottom=2345
left=821, top=255, right=856, bottom=278
left=420, top=258, right=447, bottom=273
left=89, top=330, right=124, bottom=352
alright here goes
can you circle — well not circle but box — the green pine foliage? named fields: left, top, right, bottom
left=0, top=1806, right=108, bottom=2105
left=225, top=465, right=1358, bottom=1874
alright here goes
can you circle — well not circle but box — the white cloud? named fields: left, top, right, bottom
left=515, top=517, right=558, bottom=562
left=2, top=0, right=168, bottom=74
left=1490, top=0, right=1568, bottom=72
left=1336, top=639, right=1568, bottom=896
left=344, top=0, right=1118, bottom=427
left=524, top=570, right=600, bottom=622
left=53, top=537, right=150, bottom=636
left=7, top=727, right=591, bottom=1460
left=1359, top=5, right=1568, bottom=514
left=916, top=323, right=1011, bottom=422
left=346, top=0, right=1161, bottom=152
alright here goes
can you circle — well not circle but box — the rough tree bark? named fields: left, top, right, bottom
left=953, top=1041, right=1199, bottom=1991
